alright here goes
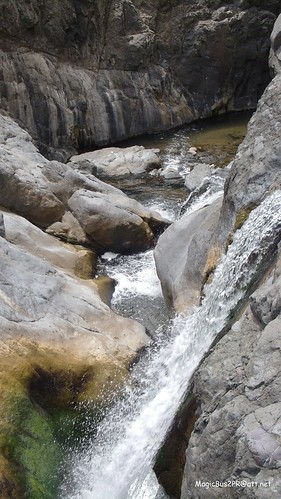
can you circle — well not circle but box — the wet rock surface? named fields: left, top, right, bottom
left=178, top=15, right=281, bottom=498
left=0, top=208, right=149, bottom=497
left=0, top=1, right=279, bottom=156
left=181, top=251, right=281, bottom=498
left=155, top=196, right=223, bottom=313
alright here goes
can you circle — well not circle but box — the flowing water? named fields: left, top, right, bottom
left=97, top=183, right=223, bottom=336
left=60, top=112, right=252, bottom=498
left=112, top=110, right=252, bottom=173
left=98, top=249, right=168, bottom=336
left=99, top=111, right=250, bottom=332
left=97, top=196, right=178, bottom=336
left=61, top=191, right=281, bottom=499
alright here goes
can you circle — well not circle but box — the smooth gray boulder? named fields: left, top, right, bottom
left=68, top=189, right=157, bottom=253
left=154, top=196, right=222, bottom=313
left=70, top=146, right=161, bottom=177
left=184, top=163, right=212, bottom=191
left=0, top=113, right=169, bottom=253
left=0, top=229, right=148, bottom=358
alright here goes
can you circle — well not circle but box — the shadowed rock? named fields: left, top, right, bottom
left=0, top=1, right=278, bottom=157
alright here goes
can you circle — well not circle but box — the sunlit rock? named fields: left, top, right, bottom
left=0, top=113, right=168, bottom=253
left=155, top=196, right=223, bottom=313
left=70, top=146, right=161, bottom=177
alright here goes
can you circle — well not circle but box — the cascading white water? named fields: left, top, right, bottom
left=62, top=190, right=281, bottom=499
left=100, top=190, right=223, bottom=310
left=97, top=197, right=180, bottom=335
left=100, top=250, right=162, bottom=304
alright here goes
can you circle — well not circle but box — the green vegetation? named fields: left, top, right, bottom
left=0, top=339, right=129, bottom=498
left=233, top=205, right=256, bottom=232
left=227, top=204, right=257, bottom=249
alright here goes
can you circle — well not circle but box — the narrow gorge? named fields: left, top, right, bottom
left=0, top=2, right=281, bottom=499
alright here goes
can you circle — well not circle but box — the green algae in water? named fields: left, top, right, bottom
left=189, top=112, right=252, bottom=166
left=4, top=395, right=63, bottom=499
left=109, top=111, right=252, bottom=187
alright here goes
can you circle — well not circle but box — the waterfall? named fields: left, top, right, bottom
left=62, top=190, right=281, bottom=499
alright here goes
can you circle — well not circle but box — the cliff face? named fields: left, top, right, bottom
left=151, top=14, right=281, bottom=498
left=178, top=15, right=281, bottom=499
left=0, top=0, right=279, bottom=159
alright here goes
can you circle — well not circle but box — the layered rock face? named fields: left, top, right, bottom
left=181, top=251, right=281, bottom=499
left=0, top=0, right=279, bottom=158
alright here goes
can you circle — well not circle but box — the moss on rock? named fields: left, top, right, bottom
left=94, top=275, right=116, bottom=306
left=226, top=204, right=257, bottom=250
left=0, top=338, right=130, bottom=498
left=233, top=204, right=257, bottom=232
left=201, top=246, right=221, bottom=293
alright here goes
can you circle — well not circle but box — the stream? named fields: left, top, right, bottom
left=95, top=112, right=251, bottom=336
left=60, top=112, right=265, bottom=498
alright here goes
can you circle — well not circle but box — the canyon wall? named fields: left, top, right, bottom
left=179, top=13, right=281, bottom=499
left=0, top=0, right=279, bottom=159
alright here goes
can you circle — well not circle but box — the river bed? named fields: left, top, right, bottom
left=96, top=111, right=251, bottom=335
left=61, top=111, right=252, bottom=499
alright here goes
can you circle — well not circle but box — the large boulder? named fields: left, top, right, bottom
left=0, top=1, right=279, bottom=157
left=0, top=113, right=169, bottom=253
left=70, top=146, right=161, bottom=177
left=0, top=223, right=148, bottom=355
left=0, top=212, right=149, bottom=497
left=154, top=196, right=222, bottom=313
left=68, top=189, right=162, bottom=253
